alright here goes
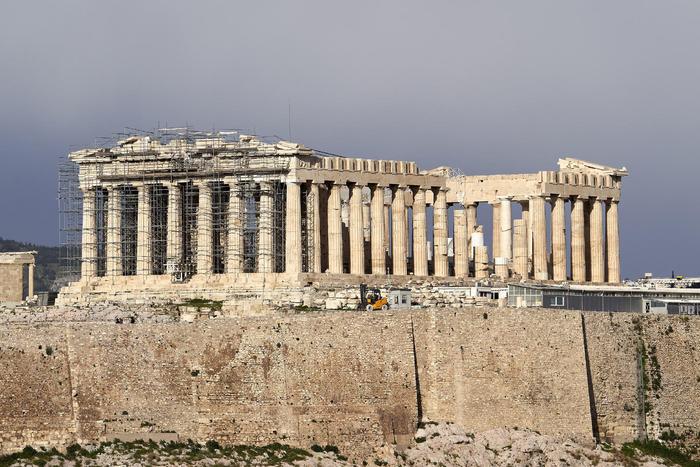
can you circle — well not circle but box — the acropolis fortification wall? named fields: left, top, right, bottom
left=1, top=308, right=698, bottom=459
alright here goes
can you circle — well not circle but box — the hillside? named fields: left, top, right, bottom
left=0, top=237, right=60, bottom=292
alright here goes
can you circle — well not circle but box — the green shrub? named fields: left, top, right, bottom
left=205, top=440, right=221, bottom=452
left=622, top=440, right=700, bottom=467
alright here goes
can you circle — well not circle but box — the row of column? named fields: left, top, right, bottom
left=82, top=180, right=453, bottom=278
left=82, top=181, right=620, bottom=283
left=82, top=178, right=282, bottom=278
left=295, top=182, right=449, bottom=277
left=487, top=195, right=620, bottom=283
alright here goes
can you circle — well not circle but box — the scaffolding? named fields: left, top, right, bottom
left=58, top=128, right=299, bottom=283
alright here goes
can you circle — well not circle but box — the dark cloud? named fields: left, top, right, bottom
left=0, top=0, right=698, bottom=278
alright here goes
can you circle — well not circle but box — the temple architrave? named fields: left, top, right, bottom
left=56, top=132, right=627, bottom=306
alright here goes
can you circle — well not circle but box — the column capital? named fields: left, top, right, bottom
left=497, top=195, right=512, bottom=202
left=409, top=185, right=430, bottom=193
left=259, top=180, right=274, bottom=189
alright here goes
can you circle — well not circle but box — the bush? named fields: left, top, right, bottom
left=205, top=440, right=221, bottom=452
left=622, top=440, right=700, bottom=467
left=65, top=443, right=82, bottom=458
left=21, top=446, right=38, bottom=456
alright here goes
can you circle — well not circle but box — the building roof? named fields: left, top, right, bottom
left=510, top=282, right=700, bottom=297
left=0, top=251, right=36, bottom=264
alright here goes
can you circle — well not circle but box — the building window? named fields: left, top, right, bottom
left=551, top=296, right=565, bottom=307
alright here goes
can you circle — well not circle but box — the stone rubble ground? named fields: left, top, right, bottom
left=0, top=281, right=502, bottom=323
left=2, top=423, right=671, bottom=467
left=0, top=304, right=178, bottom=324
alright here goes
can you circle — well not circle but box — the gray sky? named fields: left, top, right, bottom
left=1, top=0, right=698, bottom=279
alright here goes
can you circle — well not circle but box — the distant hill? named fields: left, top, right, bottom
left=0, top=237, right=60, bottom=292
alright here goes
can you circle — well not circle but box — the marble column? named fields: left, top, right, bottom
left=571, top=197, right=586, bottom=282
left=349, top=183, right=365, bottom=274
left=497, top=197, right=512, bottom=278
left=363, top=193, right=371, bottom=272
left=491, top=202, right=501, bottom=261
left=466, top=203, right=477, bottom=263
left=412, top=187, right=428, bottom=276
left=391, top=185, right=407, bottom=276
left=433, top=188, right=449, bottom=277
left=106, top=186, right=122, bottom=276
left=226, top=179, right=243, bottom=274
left=584, top=199, right=592, bottom=281
left=258, top=181, right=274, bottom=273
left=499, top=197, right=512, bottom=262
left=475, top=245, right=489, bottom=279
left=471, top=225, right=485, bottom=258
left=136, top=184, right=152, bottom=276
left=551, top=195, right=567, bottom=281
left=285, top=181, right=303, bottom=274
left=453, top=207, right=468, bottom=277
left=383, top=203, right=391, bottom=265
left=519, top=200, right=531, bottom=276
left=27, top=263, right=34, bottom=298
left=606, top=200, right=621, bottom=283
left=513, top=219, right=528, bottom=278
left=531, top=195, right=548, bottom=280
left=327, top=182, right=344, bottom=274
left=166, top=182, right=181, bottom=271
left=590, top=198, right=605, bottom=282
left=196, top=182, right=212, bottom=275
left=310, top=182, right=322, bottom=273
left=370, top=184, right=386, bottom=274
left=81, top=188, right=97, bottom=279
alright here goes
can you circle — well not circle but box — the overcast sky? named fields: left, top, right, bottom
left=1, top=0, right=698, bottom=278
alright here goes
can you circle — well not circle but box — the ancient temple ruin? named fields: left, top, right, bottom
left=56, top=129, right=626, bottom=306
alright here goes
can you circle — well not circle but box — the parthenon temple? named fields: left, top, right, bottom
left=57, top=130, right=627, bottom=304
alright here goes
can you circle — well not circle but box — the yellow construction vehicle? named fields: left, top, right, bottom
left=360, top=284, right=389, bottom=311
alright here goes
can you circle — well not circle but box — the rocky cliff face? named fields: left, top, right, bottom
left=1, top=307, right=700, bottom=462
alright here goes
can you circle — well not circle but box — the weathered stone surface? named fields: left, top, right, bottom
left=2, top=308, right=700, bottom=460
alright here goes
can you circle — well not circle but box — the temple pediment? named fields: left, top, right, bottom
left=557, top=157, right=628, bottom=177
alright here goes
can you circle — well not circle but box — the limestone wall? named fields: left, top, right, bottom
left=3, top=309, right=700, bottom=459
left=413, top=309, right=593, bottom=444
left=0, top=264, right=23, bottom=302
left=583, top=313, right=641, bottom=443
left=584, top=312, right=700, bottom=451
left=639, top=315, right=700, bottom=446
left=0, top=314, right=417, bottom=459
